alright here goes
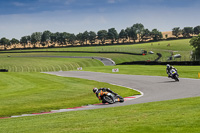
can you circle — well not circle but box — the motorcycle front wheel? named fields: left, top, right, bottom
left=102, top=96, right=115, bottom=104
left=116, top=95, right=124, bottom=102
left=174, top=75, right=179, bottom=82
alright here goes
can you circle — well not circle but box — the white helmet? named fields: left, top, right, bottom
left=167, top=64, right=170, bottom=69
left=93, top=88, right=98, bottom=93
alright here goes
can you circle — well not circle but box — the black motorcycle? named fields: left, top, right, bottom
left=100, top=91, right=124, bottom=104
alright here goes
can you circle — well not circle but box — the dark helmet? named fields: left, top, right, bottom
left=93, top=88, right=98, bottom=93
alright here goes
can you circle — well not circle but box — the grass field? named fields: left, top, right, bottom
left=0, top=52, right=149, bottom=65
left=0, top=38, right=199, bottom=132
left=1, top=96, right=200, bottom=133
left=83, top=65, right=200, bottom=79
left=0, top=64, right=199, bottom=118
left=1, top=38, right=194, bottom=62
left=0, top=72, right=139, bottom=117
left=5, top=38, right=191, bottom=53
left=0, top=55, right=103, bottom=72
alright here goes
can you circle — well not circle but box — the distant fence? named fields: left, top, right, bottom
left=118, top=61, right=200, bottom=66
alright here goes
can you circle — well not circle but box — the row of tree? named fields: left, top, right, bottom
left=0, top=23, right=163, bottom=49
left=0, top=23, right=200, bottom=50
left=172, top=26, right=200, bottom=38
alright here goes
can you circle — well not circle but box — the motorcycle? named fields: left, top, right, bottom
left=98, top=91, right=124, bottom=104
left=170, top=69, right=179, bottom=81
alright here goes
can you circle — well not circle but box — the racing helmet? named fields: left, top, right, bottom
left=93, top=88, right=98, bottom=93
left=166, top=64, right=170, bottom=69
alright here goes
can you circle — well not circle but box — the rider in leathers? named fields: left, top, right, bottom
left=166, top=64, right=178, bottom=77
left=93, top=87, right=119, bottom=103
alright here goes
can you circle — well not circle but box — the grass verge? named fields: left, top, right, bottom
left=83, top=65, right=200, bottom=79
left=0, top=56, right=103, bottom=72
left=1, top=96, right=200, bottom=133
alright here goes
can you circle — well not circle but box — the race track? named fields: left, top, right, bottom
left=4, top=70, right=199, bottom=118
left=45, top=71, right=200, bottom=110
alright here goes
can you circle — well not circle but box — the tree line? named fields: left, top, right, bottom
left=172, top=26, right=200, bottom=38
left=0, top=23, right=200, bottom=50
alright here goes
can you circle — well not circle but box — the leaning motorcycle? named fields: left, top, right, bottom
left=98, top=91, right=124, bottom=104
left=170, top=69, right=179, bottom=81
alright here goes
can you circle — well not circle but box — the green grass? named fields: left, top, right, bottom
left=0, top=55, right=103, bottom=72
left=0, top=52, right=156, bottom=66
left=1, top=96, right=200, bottom=133
left=2, top=39, right=193, bottom=62
left=83, top=65, right=200, bottom=79
left=0, top=39, right=199, bottom=132
left=4, top=39, right=191, bottom=53
left=0, top=72, right=139, bottom=117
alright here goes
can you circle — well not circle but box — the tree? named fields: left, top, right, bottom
left=27, top=35, right=31, bottom=46
left=182, top=27, right=193, bottom=38
left=130, top=26, right=138, bottom=43
left=172, top=27, right=181, bottom=38
left=194, top=26, right=200, bottom=35
left=165, top=34, right=168, bottom=39
left=141, top=29, right=151, bottom=42
left=97, top=30, right=107, bottom=44
left=68, top=33, right=76, bottom=45
left=31, top=32, right=42, bottom=47
left=41, top=30, right=51, bottom=47
left=83, top=31, right=89, bottom=45
left=119, top=29, right=127, bottom=43
left=132, top=23, right=144, bottom=42
left=58, top=32, right=69, bottom=46
left=76, top=33, right=84, bottom=45
left=125, top=27, right=137, bottom=43
left=0, top=37, right=10, bottom=50
left=49, top=32, right=63, bottom=46
left=150, top=29, right=163, bottom=41
left=10, top=38, right=19, bottom=48
left=10, top=38, right=19, bottom=44
left=125, top=27, right=132, bottom=43
left=107, top=28, right=119, bottom=44
left=55, top=32, right=60, bottom=44
left=50, top=33, right=57, bottom=45
left=20, top=36, right=30, bottom=48
left=64, top=32, right=71, bottom=45
left=190, top=34, right=200, bottom=60
left=88, top=31, right=96, bottom=45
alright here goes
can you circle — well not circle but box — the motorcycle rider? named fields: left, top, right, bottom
left=93, top=87, right=120, bottom=103
left=166, top=64, right=178, bottom=77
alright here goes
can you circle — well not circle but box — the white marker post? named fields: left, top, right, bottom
left=112, top=68, right=119, bottom=72
left=77, top=67, right=82, bottom=70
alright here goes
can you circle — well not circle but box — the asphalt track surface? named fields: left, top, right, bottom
left=45, top=71, right=200, bottom=111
